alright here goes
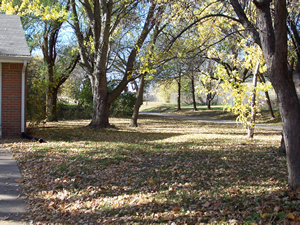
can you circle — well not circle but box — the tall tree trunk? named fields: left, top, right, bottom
left=287, top=14, right=300, bottom=73
left=266, top=1, right=300, bottom=191
left=230, top=0, right=300, bottom=191
left=280, top=69, right=300, bottom=155
left=191, top=76, right=197, bottom=111
left=259, top=74, right=275, bottom=118
left=264, top=90, right=275, bottom=118
left=247, top=62, right=259, bottom=138
left=272, top=69, right=300, bottom=191
left=46, top=86, right=58, bottom=122
left=130, top=74, right=145, bottom=127
left=46, top=63, right=58, bottom=122
left=177, top=72, right=181, bottom=111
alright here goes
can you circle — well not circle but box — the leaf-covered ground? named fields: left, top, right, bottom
left=2, top=116, right=299, bottom=224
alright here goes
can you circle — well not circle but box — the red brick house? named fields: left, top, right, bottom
left=0, top=14, right=31, bottom=138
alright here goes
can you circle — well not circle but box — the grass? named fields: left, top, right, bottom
left=2, top=115, right=296, bottom=224
left=140, top=101, right=282, bottom=125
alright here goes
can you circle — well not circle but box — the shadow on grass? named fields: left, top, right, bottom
left=30, top=188, right=289, bottom=224
left=24, top=147, right=289, bottom=224
left=19, top=138, right=288, bottom=224
left=3, top=115, right=287, bottom=224
left=26, top=116, right=186, bottom=143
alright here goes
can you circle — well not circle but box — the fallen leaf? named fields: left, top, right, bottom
left=202, top=201, right=211, bottom=208
left=49, top=201, right=57, bottom=209
left=15, top=179, right=24, bottom=183
left=173, top=206, right=180, bottom=212
left=260, top=212, right=267, bottom=218
left=288, top=212, right=295, bottom=220
left=36, top=216, right=44, bottom=221
left=274, top=206, right=280, bottom=212
left=213, top=202, right=221, bottom=209
left=229, top=187, right=240, bottom=194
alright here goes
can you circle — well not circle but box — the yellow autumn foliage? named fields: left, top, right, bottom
left=0, top=0, right=68, bottom=22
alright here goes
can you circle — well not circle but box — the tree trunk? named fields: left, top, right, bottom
left=89, top=73, right=110, bottom=129
left=207, top=98, right=211, bottom=110
left=177, top=72, right=181, bottom=111
left=264, top=90, right=275, bottom=118
left=130, top=74, right=145, bottom=127
left=294, top=71, right=300, bottom=99
left=259, top=74, right=275, bottom=118
left=46, top=86, right=58, bottom=122
left=279, top=134, right=286, bottom=155
left=267, top=1, right=300, bottom=191
left=191, top=76, right=197, bottom=111
left=89, top=93, right=110, bottom=128
left=230, top=0, right=300, bottom=191
left=207, top=92, right=216, bottom=110
left=280, top=71, right=300, bottom=155
left=273, top=75, right=300, bottom=191
left=247, top=62, right=259, bottom=138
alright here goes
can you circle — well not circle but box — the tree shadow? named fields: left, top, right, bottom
left=1, top=115, right=286, bottom=224
left=17, top=137, right=289, bottom=224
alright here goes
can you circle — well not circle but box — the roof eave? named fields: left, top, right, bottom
left=0, top=55, right=32, bottom=63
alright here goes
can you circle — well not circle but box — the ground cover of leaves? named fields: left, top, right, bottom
left=2, top=115, right=299, bottom=224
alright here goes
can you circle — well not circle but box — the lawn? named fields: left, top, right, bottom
left=140, top=102, right=282, bottom=125
left=2, top=115, right=297, bottom=224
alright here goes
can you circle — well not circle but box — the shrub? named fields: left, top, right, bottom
left=26, top=58, right=48, bottom=127
left=57, top=102, right=92, bottom=120
left=110, top=91, right=136, bottom=117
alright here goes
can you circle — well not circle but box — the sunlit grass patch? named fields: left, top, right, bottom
left=140, top=102, right=282, bottom=125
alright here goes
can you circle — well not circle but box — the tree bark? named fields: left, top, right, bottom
left=287, top=13, right=300, bottom=71
left=264, top=91, right=275, bottom=118
left=89, top=95, right=110, bottom=129
left=207, top=95, right=212, bottom=110
left=247, top=62, right=259, bottom=138
left=206, top=92, right=216, bottom=110
left=46, top=86, right=58, bottom=122
left=261, top=0, right=300, bottom=191
left=259, top=74, right=275, bottom=118
left=130, top=74, right=145, bottom=127
left=279, top=71, right=300, bottom=155
left=177, top=70, right=181, bottom=111
left=191, top=76, right=197, bottom=111
left=230, top=0, right=300, bottom=191
left=88, top=69, right=110, bottom=128
left=41, top=17, right=79, bottom=122
left=272, top=1, right=300, bottom=191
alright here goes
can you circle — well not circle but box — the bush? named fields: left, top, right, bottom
left=26, top=58, right=48, bottom=127
left=110, top=91, right=136, bottom=117
left=57, top=102, right=92, bottom=120
left=57, top=91, right=136, bottom=120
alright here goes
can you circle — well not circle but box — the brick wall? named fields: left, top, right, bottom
left=2, top=63, right=24, bottom=138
